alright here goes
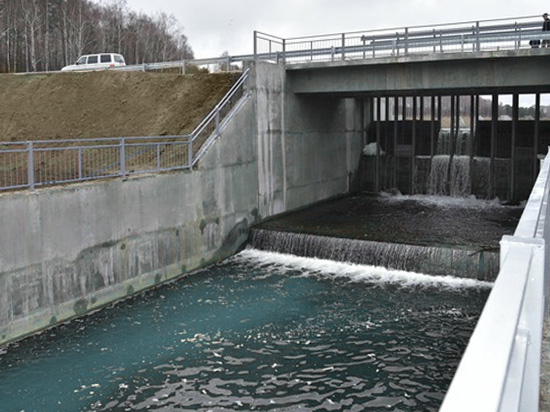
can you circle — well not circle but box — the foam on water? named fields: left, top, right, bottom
left=236, top=249, right=493, bottom=290
left=379, top=190, right=519, bottom=209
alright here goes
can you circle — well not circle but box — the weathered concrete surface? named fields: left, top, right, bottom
left=287, top=49, right=550, bottom=96
left=0, top=93, right=258, bottom=345
left=255, top=61, right=363, bottom=217
left=0, top=61, right=363, bottom=346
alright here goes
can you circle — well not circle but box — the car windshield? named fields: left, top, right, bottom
left=114, top=55, right=124, bottom=64
left=76, top=56, right=87, bottom=65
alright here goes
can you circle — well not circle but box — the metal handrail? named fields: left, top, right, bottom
left=254, top=15, right=550, bottom=63
left=440, top=151, right=550, bottom=411
left=0, top=70, right=250, bottom=192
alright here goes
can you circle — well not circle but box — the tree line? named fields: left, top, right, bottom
left=0, top=0, right=194, bottom=73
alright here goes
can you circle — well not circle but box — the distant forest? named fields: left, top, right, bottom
left=0, top=0, right=194, bottom=73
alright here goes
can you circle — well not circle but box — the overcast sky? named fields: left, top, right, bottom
left=117, top=0, right=550, bottom=59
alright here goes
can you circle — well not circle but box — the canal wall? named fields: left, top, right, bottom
left=0, top=61, right=363, bottom=346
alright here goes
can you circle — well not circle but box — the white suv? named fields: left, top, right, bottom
left=61, top=53, right=126, bottom=71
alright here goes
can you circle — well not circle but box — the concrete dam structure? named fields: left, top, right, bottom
left=2, top=48, right=550, bottom=346
left=1, top=16, right=550, bottom=410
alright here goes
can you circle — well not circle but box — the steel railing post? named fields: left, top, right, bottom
left=215, top=109, right=220, bottom=136
left=27, top=141, right=35, bottom=191
left=188, top=138, right=193, bottom=168
left=253, top=30, right=257, bottom=60
left=475, top=21, right=480, bottom=52
left=282, top=38, right=286, bottom=64
left=341, top=33, right=346, bottom=60
left=157, top=143, right=161, bottom=170
left=78, top=146, right=82, bottom=180
left=120, top=138, right=126, bottom=177
left=405, top=27, right=409, bottom=54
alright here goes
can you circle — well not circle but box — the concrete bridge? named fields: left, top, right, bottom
left=287, top=49, right=550, bottom=96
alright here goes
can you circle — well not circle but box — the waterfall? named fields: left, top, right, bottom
left=248, top=229, right=499, bottom=280
left=428, top=155, right=471, bottom=197
left=437, top=129, right=470, bottom=155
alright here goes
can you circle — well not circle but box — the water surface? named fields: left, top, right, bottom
left=0, top=250, right=490, bottom=412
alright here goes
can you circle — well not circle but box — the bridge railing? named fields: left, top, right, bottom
left=440, top=150, right=550, bottom=411
left=0, top=69, right=250, bottom=192
left=254, top=15, right=550, bottom=64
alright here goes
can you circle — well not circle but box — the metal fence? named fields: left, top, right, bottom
left=0, top=68, right=250, bottom=192
left=440, top=151, right=550, bottom=411
left=254, top=15, right=550, bottom=64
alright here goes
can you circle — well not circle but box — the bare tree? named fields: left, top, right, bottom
left=0, top=0, right=194, bottom=72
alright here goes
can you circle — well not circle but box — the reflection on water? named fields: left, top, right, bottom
left=0, top=250, right=490, bottom=412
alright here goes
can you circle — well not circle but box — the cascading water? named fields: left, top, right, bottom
left=249, top=193, right=522, bottom=281
left=248, top=228, right=498, bottom=279
left=424, top=128, right=491, bottom=198
left=427, top=155, right=471, bottom=197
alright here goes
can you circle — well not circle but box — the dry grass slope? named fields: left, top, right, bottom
left=0, top=70, right=241, bottom=141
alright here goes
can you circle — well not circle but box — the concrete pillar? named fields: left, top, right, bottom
left=491, top=94, right=499, bottom=199
left=411, top=96, right=417, bottom=194
left=510, top=93, right=519, bottom=201
left=535, top=93, right=541, bottom=179
left=393, top=96, right=399, bottom=188
left=375, top=97, right=381, bottom=192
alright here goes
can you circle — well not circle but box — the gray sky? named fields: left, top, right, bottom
left=120, top=0, right=550, bottom=58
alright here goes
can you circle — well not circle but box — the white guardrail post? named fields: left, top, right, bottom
left=440, top=151, right=550, bottom=412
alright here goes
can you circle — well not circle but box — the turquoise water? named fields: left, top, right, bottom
left=0, top=250, right=490, bottom=412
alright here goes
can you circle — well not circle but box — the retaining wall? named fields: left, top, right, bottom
left=0, top=61, right=363, bottom=346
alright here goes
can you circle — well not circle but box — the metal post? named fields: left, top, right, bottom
left=78, top=147, right=83, bottom=180
left=188, top=138, right=193, bottom=168
left=120, top=138, right=126, bottom=177
left=253, top=31, right=257, bottom=59
left=215, top=109, right=220, bottom=136
left=27, top=141, right=35, bottom=191
left=341, top=33, right=346, bottom=61
left=157, top=144, right=161, bottom=170
left=282, top=38, right=286, bottom=64
left=404, top=27, right=409, bottom=55
left=475, top=21, right=481, bottom=52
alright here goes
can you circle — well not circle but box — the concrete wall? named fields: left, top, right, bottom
left=0, top=61, right=363, bottom=346
left=255, top=61, right=363, bottom=217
